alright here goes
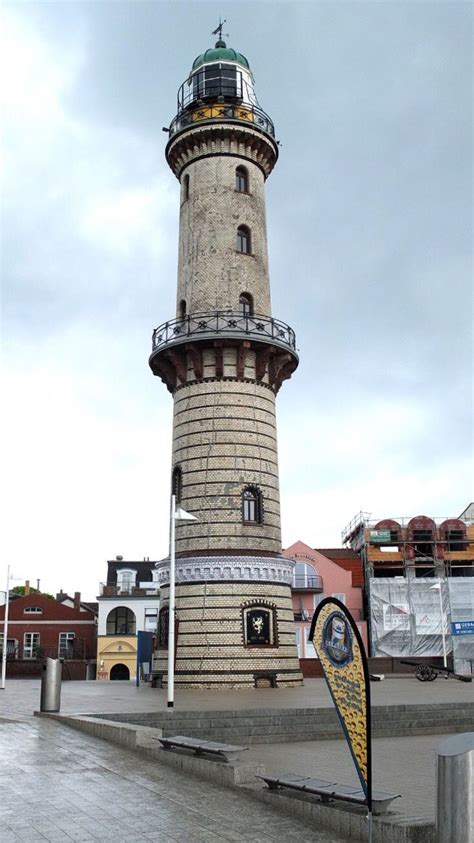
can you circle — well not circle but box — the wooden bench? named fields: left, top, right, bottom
left=258, top=772, right=400, bottom=815
left=156, top=735, right=248, bottom=763
left=149, top=672, right=164, bottom=688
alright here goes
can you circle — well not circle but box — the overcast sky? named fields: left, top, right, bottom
left=2, top=1, right=472, bottom=600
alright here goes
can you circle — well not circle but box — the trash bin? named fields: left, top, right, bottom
left=436, top=732, right=474, bottom=842
left=40, top=657, right=62, bottom=712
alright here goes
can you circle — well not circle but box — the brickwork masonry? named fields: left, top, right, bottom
left=154, top=580, right=303, bottom=688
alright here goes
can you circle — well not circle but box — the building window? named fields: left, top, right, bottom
left=236, top=225, right=251, bottom=254
left=183, top=173, right=190, bottom=200
left=24, top=607, right=42, bottom=614
left=446, top=529, right=467, bottom=551
left=332, top=592, right=346, bottom=604
left=144, top=608, right=158, bottom=633
left=242, top=603, right=277, bottom=647
left=235, top=166, right=248, bottom=193
left=412, top=530, right=433, bottom=558
left=0, top=635, right=17, bottom=658
left=239, top=293, right=253, bottom=316
left=23, top=632, right=40, bottom=659
left=172, top=465, right=183, bottom=503
left=106, top=607, right=136, bottom=635
left=242, top=486, right=263, bottom=524
left=117, top=570, right=136, bottom=594
left=59, top=632, right=75, bottom=659
left=293, top=562, right=320, bottom=590
left=179, top=299, right=187, bottom=320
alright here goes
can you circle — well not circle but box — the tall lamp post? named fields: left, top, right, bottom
left=1, top=565, right=11, bottom=690
left=430, top=579, right=448, bottom=669
left=168, top=495, right=197, bottom=708
left=1, top=567, right=24, bottom=689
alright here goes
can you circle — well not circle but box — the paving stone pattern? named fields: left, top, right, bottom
left=0, top=717, right=347, bottom=842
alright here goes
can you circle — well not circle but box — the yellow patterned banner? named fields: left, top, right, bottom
left=309, top=597, right=372, bottom=808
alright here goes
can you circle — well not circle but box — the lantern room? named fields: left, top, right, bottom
left=168, top=39, right=275, bottom=138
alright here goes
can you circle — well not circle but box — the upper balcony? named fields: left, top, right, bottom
left=99, top=583, right=159, bottom=598
left=291, top=574, right=323, bottom=593
left=149, top=311, right=299, bottom=394
left=151, top=311, right=296, bottom=356
left=169, top=101, right=275, bottom=139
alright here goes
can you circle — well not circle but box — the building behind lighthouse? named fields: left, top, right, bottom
left=150, top=34, right=303, bottom=688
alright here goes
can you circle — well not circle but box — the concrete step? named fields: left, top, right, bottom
left=96, top=703, right=474, bottom=744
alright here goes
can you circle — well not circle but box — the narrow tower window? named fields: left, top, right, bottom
left=239, top=293, right=253, bottom=316
left=183, top=174, right=190, bottom=200
left=242, top=486, right=263, bottom=524
left=237, top=225, right=251, bottom=254
left=235, top=166, right=248, bottom=193
left=179, top=299, right=187, bottom=320
left=172, top=465, right=183, bottom=503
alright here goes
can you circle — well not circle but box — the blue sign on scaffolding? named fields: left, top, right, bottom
left=451, top=620, right=474, bottom=636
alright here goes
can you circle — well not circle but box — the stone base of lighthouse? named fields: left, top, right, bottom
left=153, top=569, right=303, bottom=688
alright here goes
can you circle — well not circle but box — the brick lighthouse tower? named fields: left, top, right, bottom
left=150, top=31, right=302, bottom=688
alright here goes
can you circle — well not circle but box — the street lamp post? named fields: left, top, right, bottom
left=167, top=495, right=197, bottom=708
left=1, top=565, right=11, bottom=690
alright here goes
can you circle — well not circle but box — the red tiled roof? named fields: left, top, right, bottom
left=315, top=548, right=364, bottom=588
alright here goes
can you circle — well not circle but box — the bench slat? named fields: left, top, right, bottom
left=157, top=735, right=248, bottom=762
left=258, top=773, right=400, bottom=814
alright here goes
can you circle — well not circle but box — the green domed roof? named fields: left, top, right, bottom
left=192, top=40, right=250, bottom=71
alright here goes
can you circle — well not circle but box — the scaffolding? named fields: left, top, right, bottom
left=342, top=510, right=474, bottom=672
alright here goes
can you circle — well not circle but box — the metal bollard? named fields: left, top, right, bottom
left=40, top=657, right=62, bottom=712
left=436, top=732, right=474, bottom=842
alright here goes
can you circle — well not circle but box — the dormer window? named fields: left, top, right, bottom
left=24, top=607, right=42, bottom=614
left=117, top=570, right=136, bottom=594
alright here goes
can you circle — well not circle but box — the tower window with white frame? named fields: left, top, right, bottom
left=237, top=225, right=251, bottom=254
left=235, top=166, right=249, bottom=193
left=242, top=486, right=263, bottom=524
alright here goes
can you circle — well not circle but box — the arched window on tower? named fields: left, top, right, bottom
left=242, top=486, right=263, bottom=524
left=235, top=166, right=248, bottom=193
left=239, top=293, right=253, bottom=316
left=179, top=299, right=187, bottom=320
left=183, top=173, right=190, bottom=200
left=237, top=225, right=251, bottom=255
left=172, top=465, right=182, bottom=503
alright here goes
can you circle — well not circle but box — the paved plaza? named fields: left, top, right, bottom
left=1, top=677, right=472, bottom=840
left=0, top=715, right=346, bottom=843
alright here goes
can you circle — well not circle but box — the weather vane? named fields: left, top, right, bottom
left=212, top=17, right=229, bottom=42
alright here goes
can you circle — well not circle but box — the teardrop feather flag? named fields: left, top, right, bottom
left=309, top=597, right=372, bottom=811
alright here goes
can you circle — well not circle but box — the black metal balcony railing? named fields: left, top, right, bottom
left=151, top=311, right=296, bottom=354
left=292, top=575, right=323, bottom=591
left=169, top=102, right=275, bottom=138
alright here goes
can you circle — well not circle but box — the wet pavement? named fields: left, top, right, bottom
left=0, top=684, right=348, bottom=842
left=1, top=677, right=472, bottom=839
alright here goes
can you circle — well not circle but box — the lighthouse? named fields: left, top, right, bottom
left=150, top=31, right=302, bottom=688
